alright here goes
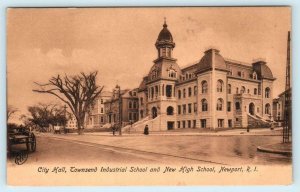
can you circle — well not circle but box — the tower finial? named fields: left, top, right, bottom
left=163, top=17, right=167, bottom=27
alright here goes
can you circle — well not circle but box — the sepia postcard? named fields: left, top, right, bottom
left=6, top=7, right=292, bottom=186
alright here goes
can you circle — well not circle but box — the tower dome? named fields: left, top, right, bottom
left=155, top=18, right=175, bottom=58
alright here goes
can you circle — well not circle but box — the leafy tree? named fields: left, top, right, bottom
left=25, top=103, right=67, bottom=132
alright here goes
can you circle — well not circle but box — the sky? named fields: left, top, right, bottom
left=7, top=7, right=291, bottom=123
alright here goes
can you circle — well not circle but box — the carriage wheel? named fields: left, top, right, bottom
left=29, top=133, right=36, bottom=152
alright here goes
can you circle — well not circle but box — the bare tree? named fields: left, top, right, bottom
left=7, top=105, right=18, bottom=121
left=33, top=71, right=103, bottom=134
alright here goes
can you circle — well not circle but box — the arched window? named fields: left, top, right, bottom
left=178, top=90, right=181, bottom=99
left=152, top=107, right=158, bottom=118
left=241, top=86, right=246, bottom=94
left=167, top=106, right=174, bottom=115
left=216, top=98, right=223, bottom=111
left=235, top=102, right=240, bottom=110
left=265, top=87, right=270, bottom=98
left=217, top=80, right=223, bottom=92
left=254, top=88, right=257, bottom=95
left=202, top=99, right=208, bottom=111
left=265, top=103, right=271, bottom=114
left=202, top=81, right=208, bottom=93
left=194, top=86, right=197, bottom=95
left=228, top=84, right=231, bottom=94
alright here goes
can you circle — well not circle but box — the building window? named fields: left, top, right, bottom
left=177, top=121, right=181, bottom=128
left=178, top=90, right=181, bottom=99
left=241, top=86, right=246, bottom=94
left=182, top=104, right=186, bottom=114
left=228, top=84, right=231, bottom=94
left=169, top=69, right=177, bottom=78
left=178, top=105, right=181, bottom=115
left=254, top=88, right=257, bottom=95
left=202, top=81, right=208, bottom=93
left=101, top=107, right=104, bottom=113
left=218, top=119, right=224, bottom=128
left=133, top=101, right=137, bottom=109
left=265, top=103, right=271, bottom=114
left=247, top=89, right=250, bottom=94
left=265, top=87, right=270, bottom=98
left=238, top=71, right=242, bottom=77
left=100, top=116, right=104, bottom=123
left=166, top=85, right=172, bottom=97
left=235, top=102, right=240, bottom=110
left=227, top=102, right=231, bottom=112
left=188, top=87, right=192, bottom=97
left=217, top=80, right=223, bottom=92
left=140, top=97, right=143, bottom=105
left=228, top=119, right=232, bottom=127
left=216, top=98, right=223, bottom=111
left=193, top=120, right=196, bottom=128
left=253, top=72, right=257, bottom=80
left=201, top=119, right=206, bottom=128
left=194, top=86, right=197, bottom=95
left=167, top=106, right=174, bottom=115
left=183, top=89, right=186, bottom=98
left=101, top=99, right=104, bottom=104
left=194, top=103, right=197, bottom=113
left=202, top=99, right=208, bottom=112
left=129, top=113, right=132, bottom=121
left=182, top=121, right=186, bottom=128
left=188, top=120, right=191, bottom=128
left=155, top=86, right=159, bottom=97
left=129, top=101, right=132, bottom=109
left=188, top=103, right=192, bottom=113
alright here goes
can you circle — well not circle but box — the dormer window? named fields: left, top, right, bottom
left=168, top=66, right=177, bottom=78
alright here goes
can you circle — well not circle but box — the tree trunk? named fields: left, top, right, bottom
left=77, top=116, right=85, bottom=135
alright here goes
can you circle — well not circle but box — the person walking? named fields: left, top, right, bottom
left=144, top=124, right=149, bottom=135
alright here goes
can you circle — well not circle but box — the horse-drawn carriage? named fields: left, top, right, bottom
left=7, top=126, right=36, bottom=154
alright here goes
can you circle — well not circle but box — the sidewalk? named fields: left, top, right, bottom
left=257, top=142, right=292, bottom=156
left=78, top=127, right=283, bottom=137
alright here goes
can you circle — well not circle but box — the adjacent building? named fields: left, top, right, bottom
left=86, top=91, right=113, bottom=128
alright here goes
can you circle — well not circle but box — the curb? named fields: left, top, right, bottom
left=257, top=146, right=292, bottom=156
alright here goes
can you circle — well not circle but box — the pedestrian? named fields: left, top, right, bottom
left=144, top=124, right=149, bottom=135
left=112, top=125, right=116, bottom=136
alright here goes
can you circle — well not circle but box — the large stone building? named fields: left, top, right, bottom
left=133, top=20, right=276, bottom=131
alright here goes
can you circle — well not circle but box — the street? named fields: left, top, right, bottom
left=7, top=130, right=291, bottom=166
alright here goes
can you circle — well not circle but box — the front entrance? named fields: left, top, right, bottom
left=249, top=103, right=255, bottom=115
left=167, top=121, right=174, bottom=130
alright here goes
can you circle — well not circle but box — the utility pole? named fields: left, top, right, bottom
left=283, top=31, right=291, bottom=143
left=116, top=84, right=122, bottom=136
left=63, top=104, right=67, bottom=134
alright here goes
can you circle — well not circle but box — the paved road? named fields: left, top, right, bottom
left=7, top=136, right=218, bottom=165
left=7, top=133, right=291, bottom=166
